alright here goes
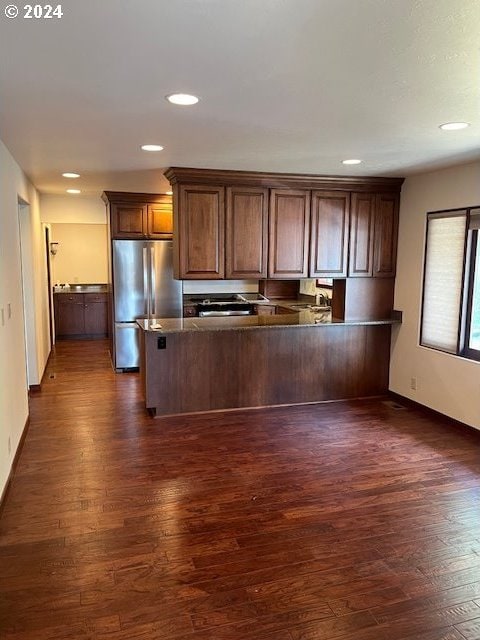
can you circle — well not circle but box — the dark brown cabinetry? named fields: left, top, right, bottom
left=268, top=189, right=310, bottom=278
left=176, top=185, right=225, bottom=279
left=310, top=190, right=350, bottom=278
left=103, top=192, right=173, bottom=240
left=226, top=186, right=268, bottom=279
left=54, top=292, right=108, bottom=339
left=373, top=193, right=399, bottom=277
left=349, top=192, right=399, bottom=278
left=164, top=168, right=403, bottom=281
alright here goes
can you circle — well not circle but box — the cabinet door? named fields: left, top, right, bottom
left=268, top=189, right=310, bottom=278
left=349, top=193, right=375, bottom=277
left=310, top=191, right=350, bottom=277
left=177, top=185, right=225, bottom=279
left=373, top=193, right=399, bottom=277
left=147, top=202, right=173, bottom=239
left=111, top=203, right=147, bottom=238
left=84, top=293, right=108, bottom=336
left=226, top=187, right=268, bottom=279
left=54, top=295, right=85, bottom=337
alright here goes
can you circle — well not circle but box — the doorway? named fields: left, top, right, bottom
left=18, top=199, right=39, bottom=387
left=44, top=225, right=54, bottom=346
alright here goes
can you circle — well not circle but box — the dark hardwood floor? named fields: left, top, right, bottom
left=1, top=340, right=480, bottom=640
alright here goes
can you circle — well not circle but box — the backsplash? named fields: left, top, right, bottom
left=183, top=280, right=259, bottom=294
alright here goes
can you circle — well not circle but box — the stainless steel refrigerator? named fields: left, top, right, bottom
left=112, top=240, right=182, bottom=370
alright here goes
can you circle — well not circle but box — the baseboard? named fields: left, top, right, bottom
left=388, top=391, right=480, bottom=439
left=0, top=415, right=30, bottom=514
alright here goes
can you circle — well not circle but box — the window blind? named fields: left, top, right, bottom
left=421, top=212, right=467, bottom=352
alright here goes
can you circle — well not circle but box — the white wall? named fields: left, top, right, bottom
left=40, top=193, right=106, bottom=224
left=0, top=139, right=50, bottom=496
left=50, top=223, right=108, bottom=284
left=390, top=161, right=480, bottom=429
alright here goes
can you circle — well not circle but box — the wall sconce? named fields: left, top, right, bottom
left=50, top=242, right=59, bottom=256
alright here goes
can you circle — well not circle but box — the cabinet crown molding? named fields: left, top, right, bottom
left=102, top=191, right=172, bottom=205
left=164, top=167, right=404, bottom=193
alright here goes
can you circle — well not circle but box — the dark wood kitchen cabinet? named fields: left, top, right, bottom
left=349, top=192, right=399, bottom=278
left=226, top=186, right=268, bottom=278
left=164, top=167, right=403, bottom=281
left=373, top=192, right=399, bottom=277
left=310, top=190, right=350, bottom=278
left=175, top=185, right=225, bottom=279
left=54, top=292, right=108, bottom=339
left=268, top=189, right=310, bottom=278
left=103, top=192, right=173, bottom=240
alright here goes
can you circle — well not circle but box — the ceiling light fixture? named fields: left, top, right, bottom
left=439, top=122, right=470, bottom=131
left=62, top=172, right=80, bottom=178
left=141, top=144, right=164, bottom=151
left=66, top=189, right=81, bottom=194
left=342, top=159, right=362, bottom=165
left=166, top=93, right=199, bottom=106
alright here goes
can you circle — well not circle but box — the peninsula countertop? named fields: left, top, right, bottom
left=136, top=307, right=400, bottom=334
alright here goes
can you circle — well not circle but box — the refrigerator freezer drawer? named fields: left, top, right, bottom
left=115, top=322, right=140, bottom=370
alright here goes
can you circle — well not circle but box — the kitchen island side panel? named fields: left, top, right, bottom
left=142, top=324, right=391, bottom=416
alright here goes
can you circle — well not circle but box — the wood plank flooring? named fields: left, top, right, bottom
left=1, top=339, right=479, bottom=640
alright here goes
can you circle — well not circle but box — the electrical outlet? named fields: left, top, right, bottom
left=7, top=303, right=11, bottom=319
left=410, top=377, right=417, bottom=391
left=8, top=437, right=11, bottom=455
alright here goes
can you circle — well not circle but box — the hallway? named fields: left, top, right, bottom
left=1, top=341, right=480, bottom=639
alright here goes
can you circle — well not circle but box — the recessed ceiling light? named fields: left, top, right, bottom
left=66, top=189, right=81, bottom=194
left=342, top=159, right=362, bottom=165
left=62, top=172, right=80, bottom=178
left=141, top=144, right=164, bottom=151
left=439, top=122, right=470, bottom=131
left=166, top=190, right=173, bottom=195
left=166, top=93, right=199, bottom=106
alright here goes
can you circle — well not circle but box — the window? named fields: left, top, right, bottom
left=421, top=206, right=480, bottom=362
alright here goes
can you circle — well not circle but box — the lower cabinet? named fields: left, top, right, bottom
left=54, top=292, right=108, bottom=339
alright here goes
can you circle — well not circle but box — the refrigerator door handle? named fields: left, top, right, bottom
left=142, top=246, right=149, bottom=316
left=150, top=245, right=156, bottom=315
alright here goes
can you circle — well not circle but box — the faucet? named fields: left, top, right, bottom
left=315, top=292, right=330, bottom=307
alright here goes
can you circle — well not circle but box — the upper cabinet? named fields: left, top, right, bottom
left=373, top=193, right=399, bottom=277
left=268, top=189, right=310, bottom=278
left=164, top=168, right=403, bottom=281
left=147, top=202, right=173, bottom=239
left=103, top=192, right=173, bottom=240
left=349, top=192, right=376, bottom=277
left=349, top=192, right=399, bottom=278
left=310, top=191, right=350, bottom=278
left=226, top=186, right=268, bottom=279
left=111, top=203, right=147, bottom=238
left=176, top=185, right=225, bottom=279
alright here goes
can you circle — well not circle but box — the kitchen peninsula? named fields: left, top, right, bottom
left=138, top=308, right=399, bottom=417
left=137, top=166, right=403, bottom=417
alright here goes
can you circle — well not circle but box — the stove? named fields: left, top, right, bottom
left=184, top=293, right=269, bottom=317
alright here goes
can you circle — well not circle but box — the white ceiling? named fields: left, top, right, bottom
left=0, top=0, right=479, bottom=196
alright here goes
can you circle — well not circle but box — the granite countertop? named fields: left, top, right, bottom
left=53, top=284, right=108, bottom=294
left=137, top=303, right=400, bottom=334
